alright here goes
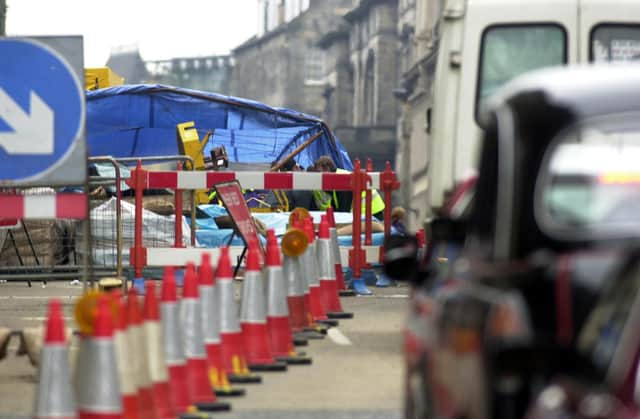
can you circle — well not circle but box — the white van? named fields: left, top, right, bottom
left=420, top=0, right=640, bottom=217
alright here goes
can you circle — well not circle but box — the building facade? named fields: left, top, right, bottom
left=146, top=55, right=233, bottom=94
left=319, top=0, right=400, bottom=170
left=232, top=0, right=354, bottom=118
left=395, top=0, right=441, bottom=228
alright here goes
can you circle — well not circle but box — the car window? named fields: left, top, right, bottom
left=535, top=113, right=640, bottom=240
left=477, top=25, right=566, bottom=116
left=591, top=25, right=640, bottom=62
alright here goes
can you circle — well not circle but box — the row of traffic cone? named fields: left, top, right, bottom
left=34, top=208, right=355, bottom=419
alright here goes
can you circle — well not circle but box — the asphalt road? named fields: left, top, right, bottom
left=0, top=279, right=408, bottom=419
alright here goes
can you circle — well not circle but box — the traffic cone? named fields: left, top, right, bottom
left=317, top=216, right=354, bottom=319
left=110, top=291, right=139, bottom=419
left=75, top=295, right=122, bottom=419
left=240, top=240, right=287, bottom=372
left=125, top=287, right=157, bottom=419
left=198, top=253, right=245, bottom=398
left=181, top=263, right=231, bottom=412
left=143, top=282, right=175, bottom=419
left=302, top=217, right=338, bottom=327
left=34, top=299, right=76, bottom=419
left=326, top=207, right=356, bottom=296
left=290, top=219, right=328, bottom=338
left=160, top=267, right=191, bottom=415
left=265, top=230, right=312, bottom=365
left=279, top=228, right=311, bottom=346
left=217, top=247, right=262, bottom=384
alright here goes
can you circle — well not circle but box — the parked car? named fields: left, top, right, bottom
left=386, top=64, right=640, bottom=419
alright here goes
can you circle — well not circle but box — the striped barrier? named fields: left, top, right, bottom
left=126, top=159, right=400, bottom=292
left=0, top=193, right=87, bottom=219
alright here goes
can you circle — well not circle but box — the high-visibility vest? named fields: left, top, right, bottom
left=313, top=190, right=338, bottom=211
left=318, top=169, right=385, bottom=214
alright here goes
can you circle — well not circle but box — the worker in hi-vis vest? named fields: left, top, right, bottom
left=311, top=156, right=385, bottom=218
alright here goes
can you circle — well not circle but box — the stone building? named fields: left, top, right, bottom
left=146, top=55, right=233, bottom=94
left=319, top=0, right=400, bottom=170
left=395, top=0, right=441, bottom=228
left=232, top=0, right=354, bottom=118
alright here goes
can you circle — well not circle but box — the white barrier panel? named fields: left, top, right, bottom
left=146, top=247, right=246, bottom=268
left=145, top=245, right=381, bottom=268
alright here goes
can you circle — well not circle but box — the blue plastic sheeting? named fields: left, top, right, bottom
left=86, top=85, right=353, bottom=171
left=196, top=229, right=266, bottom=247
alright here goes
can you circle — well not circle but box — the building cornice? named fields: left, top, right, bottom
left=344, top=0, right=396, bottom=22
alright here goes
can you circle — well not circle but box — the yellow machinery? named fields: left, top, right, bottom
left=85, top=67, right=124, bottom=90
left=176, top=120, right=291, bottom=210
left=176, top=121, right=213, bottom=205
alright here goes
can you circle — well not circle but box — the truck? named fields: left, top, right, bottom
left=409, top=0, right=640, bottom=224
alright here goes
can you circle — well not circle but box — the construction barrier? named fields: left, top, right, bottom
left=125, top=158, right=400, bottom=294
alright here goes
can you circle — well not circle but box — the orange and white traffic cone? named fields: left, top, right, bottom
left=217, top=247, right=262, bottom=384
left=143, top=282, right=174, bottom=419
left=326, top=208, right=355, bottom=296
left=240, top=240, right=287, bottom=372
left=198, top=253, right=245, bottom=398
left=34, top=299, right=76, bottom=419
left=75, top=295, right=123, bottom=419
left=181, top=263, right=231, bottom=412
left=302, top=217, right=338, bottom=327
left=125, top=287, right=157, bottom=419
left=289, top=220, right=327, bottom=338
left=264, top=230, right=312, bottom=365
left=317, top=215, right=353, bottom=319
left=110, top=291, right=139, bottom=419
left=159, top=267, right=191, bottom=415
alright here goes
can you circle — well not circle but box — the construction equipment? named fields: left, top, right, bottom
left=85, top=67, right=124, bottom=90
left=176, top=121, right=228, bottom=205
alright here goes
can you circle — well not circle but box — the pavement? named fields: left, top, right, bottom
left=0, top=279, right=409, bottom=419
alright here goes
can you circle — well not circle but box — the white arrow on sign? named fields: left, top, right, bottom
left=0, top=88, right=54, bottom=155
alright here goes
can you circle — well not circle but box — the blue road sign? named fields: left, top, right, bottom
left=0, top=38, right=85, bottom=183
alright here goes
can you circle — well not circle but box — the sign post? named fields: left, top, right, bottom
left=0, top=36, right=89, bottom=285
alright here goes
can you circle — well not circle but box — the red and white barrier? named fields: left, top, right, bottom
left=127, top=159, right=400, bottom=284
left=0, top=193, right=87, bottom=219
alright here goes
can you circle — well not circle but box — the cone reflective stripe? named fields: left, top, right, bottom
left=126, top=288, right=156, bottom=419
left=76, top=295, right=122, bottom=419
left=217, top=247, right=262, bottom=384
left=160, top=267, right=190, bottom=414
left=111, top=293, right=139, bottom=419
left=265, top=230, right=312, bottom=365
left=181, top=263, right=230, bottom=412
left=282, top=254, right=308, bottom=333
left=326, top=208, right=348, bottom=291
left=34, top=299, right=76, bottom=419
left=143, top=282, right=173, bottom=419
left=198, top=253, right=245, bottom=398
left=302, top=218, right=329, bottom=322
left=318, top=217, right=354, bottom=319
left=240, top=240, right=287, bottom=371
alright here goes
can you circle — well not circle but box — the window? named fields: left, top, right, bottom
left=477, top=25, right=566, bottom=115
left=591, top=24, right=640, bottom=62
left=536, top=113, right=640, bottom=240
left=304, top=48, right=324, bottom=83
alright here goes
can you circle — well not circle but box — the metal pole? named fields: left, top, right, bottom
left=365, top=159, right=373, bottom=247
left=174, top=163, right=184, bottom=248
left=0, top=0, right=6, bottom=37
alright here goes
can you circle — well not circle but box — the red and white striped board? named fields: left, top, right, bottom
left=0, top=193, right=87, bottom=219
left=144, top=171, right=382, bottom=191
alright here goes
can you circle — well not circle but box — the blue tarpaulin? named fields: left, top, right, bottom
left=86, top=84, right=353, bottom=171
